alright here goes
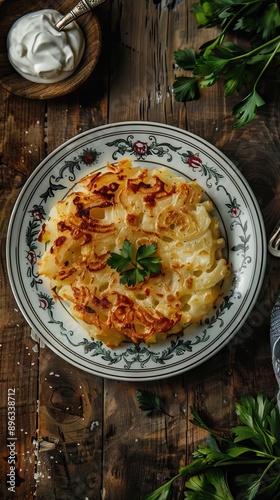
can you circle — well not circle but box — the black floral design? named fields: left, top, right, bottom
left=60, top=332, right=211, bottom=370
left=40, top=176, right=66, bottom=203
left=55, top=148, right=101, bottom=182
left=204, top=296, right=235, bottom=331
left=219, top=186, right=251, bottom=287
left=26, top=206, right=46, bottom=289
left=179, top=150, right=224, bottom=186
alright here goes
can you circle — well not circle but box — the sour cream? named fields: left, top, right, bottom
left=7, top=9, right=85, bottom=84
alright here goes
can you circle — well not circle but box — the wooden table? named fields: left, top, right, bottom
left=1, top=1, right=280, bottom=499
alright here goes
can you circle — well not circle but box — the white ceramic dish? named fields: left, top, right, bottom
left=6, top=121, right=266, bottom=380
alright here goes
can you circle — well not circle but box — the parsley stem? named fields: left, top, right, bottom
left=179, top=455, right=280, bottom=476
left=179, top=459, right=269, bottom=476
left=213, top=458, right=278, bottom=466
left=257, top=457, right=279, bottom=484
left=252, top=39, right=280, bottom=88
left=227, top=35, right=280, bottom=62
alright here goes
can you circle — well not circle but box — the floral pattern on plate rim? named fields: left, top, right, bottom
left=25, top=134, right=250, bottom=369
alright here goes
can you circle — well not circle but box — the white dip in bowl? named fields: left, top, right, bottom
left=7, top=9, right=85, bottom=84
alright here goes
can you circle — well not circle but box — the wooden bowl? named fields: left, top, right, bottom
left=0, top=0, right=101, bottom=99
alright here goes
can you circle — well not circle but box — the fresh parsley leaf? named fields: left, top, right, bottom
left=174, top=48, right=197, bottom=70
left=233, top=392, right=280, bottom=455
left=139, top=258, right=161, bottom=275
left=199, top=74, right=220, bottom=88
left=199, top=37, right=223, bottom=55
left=189, top=407, right=231, bottom=444
left=136, top=389, right=172, bottom=418
left=189, top=406, right=215, bottom=434
left=136, top=244, right=161, bottom=275
left=173, top=76, right=199, bottom=101
left=213, top=41, right=246, bottom=59
left=136, top=390, right=163, bottom=416
left=120, top=239, right=133, bottom=260
left=107, top=240, right=133, bottom=272
left=106, top=252, right=131, bottom=272
left=191, top=445, right=230, bottom=466
left=185, top=468, right=235, bottom=500
left=232, top=88, right=265, bottom=129
left=192, top=1, right=221, bottom=28
left=136, top=243, right=161, bottom=276
left=136, top=242, right=157, bottom=260
left=254, top=3, right=280, bottom=40
left=120, top=267, right=147, bottom=286
left=193, top=55, right=228, bottom=78
left=107, top=240, right=161, bottom=286
left=224, top=62, right=246, bottom=95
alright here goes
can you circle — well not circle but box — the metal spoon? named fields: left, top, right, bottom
left=55, top=0, right=105, bottom=31
left=268, top=220, right=280, bottom=257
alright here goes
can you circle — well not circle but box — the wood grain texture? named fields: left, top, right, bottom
left=35, top=348, right=103, bottom=500
left=0, top=84, right=44, bottom=498
left=0, top=326, right=39, bottom=499
left=0, top=0, right=279, bottom=498
left=102, top=378, right=188, bottom=499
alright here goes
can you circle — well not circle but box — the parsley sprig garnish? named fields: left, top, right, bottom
left=107, top=240, right=161, bottom=286
left=144, top=392, right=280, bottom=499
left=173, top=0, right=280, bottom=128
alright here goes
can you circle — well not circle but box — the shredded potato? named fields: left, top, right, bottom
left=38, top=159, right=230, bottom=347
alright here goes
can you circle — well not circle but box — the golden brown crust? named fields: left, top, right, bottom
left=38, top=159, right=230, bottom=347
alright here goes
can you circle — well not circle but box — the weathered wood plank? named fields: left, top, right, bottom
left=0, top=87, right=44, bottom=499
left=109, top=1, right=184, bottom=125
left=0, top=324, right=39, bottom=499
left=102, top=378, right=188, bottom=499
left=35, top=347, right=103, bottom=500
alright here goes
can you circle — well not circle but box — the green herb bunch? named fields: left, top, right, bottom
left=144, top=392, right=280, bottom=499
left=173, top=0, right=280, bottom=128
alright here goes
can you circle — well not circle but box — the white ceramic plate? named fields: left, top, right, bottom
left=6, top=121, right=266, bottom=380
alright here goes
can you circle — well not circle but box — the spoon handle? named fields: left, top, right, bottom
left=55, top=0, right=105, bottom=31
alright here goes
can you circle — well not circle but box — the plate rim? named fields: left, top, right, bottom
left=6, top=120, right=267, bottom=380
